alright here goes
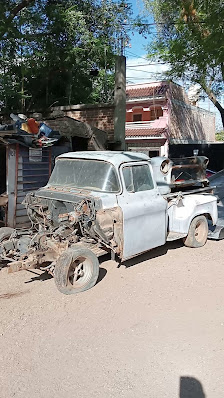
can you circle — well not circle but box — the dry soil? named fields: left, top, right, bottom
left=0, top=239, right=224, bottom=398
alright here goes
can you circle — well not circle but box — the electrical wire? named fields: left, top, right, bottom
left=123, top=20, right=208, bottom=27
left=126, top=67, right=163, bottom=74
left=126, top=76, right=164, bottom=80
left=127, top=62, right=167, bottom=67
left=125, top=50, right=150, bottom=60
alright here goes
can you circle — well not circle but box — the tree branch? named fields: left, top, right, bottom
left=0, top=0, right=35, bottom=39
left=8, top=0, right=35, bottom=22
left=201, top=80, right=224, bottom=128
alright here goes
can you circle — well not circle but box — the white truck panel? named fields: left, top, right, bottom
left=167, top=194, right=218, bottom=235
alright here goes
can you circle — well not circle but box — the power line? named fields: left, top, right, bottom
left=123, top=20, right=208, bottom=27
left=127, top=62, right=167, bottom=67
left=126, top=67, right=163, bottom=74
left=126, top=76, right=164, bottom=80
left=125, top=50, right=150, bottom=60
left=126, top=50, right=164, bottom=63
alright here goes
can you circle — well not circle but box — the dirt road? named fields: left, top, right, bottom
left=0, top=239, right=224, bottom=398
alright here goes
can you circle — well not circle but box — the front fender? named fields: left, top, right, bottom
left=167, top=194, right=218, bottom=234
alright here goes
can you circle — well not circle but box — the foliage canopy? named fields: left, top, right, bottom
left=0, top=0, right=147, bottom=112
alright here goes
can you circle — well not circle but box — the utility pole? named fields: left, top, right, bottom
left=114, top=55, right=126, bottom=150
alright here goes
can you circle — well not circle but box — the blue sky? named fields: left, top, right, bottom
left=125, top=0, right=152, bottom=59
left=124, top=1, right=170, bottom=86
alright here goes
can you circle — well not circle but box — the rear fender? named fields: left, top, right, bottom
left=167, top=194, right=218, bottom=234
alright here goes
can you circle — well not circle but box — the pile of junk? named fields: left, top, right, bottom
left=0, top=111, right=108, bottom=229
left=0, top=113, right=69, bottom=228
left=0, top=113, right=60, bottom=148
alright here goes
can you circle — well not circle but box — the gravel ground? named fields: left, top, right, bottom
left=0, top=239, right=224, bottom=398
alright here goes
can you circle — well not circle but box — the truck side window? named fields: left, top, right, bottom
left=123, top=165, right=154, bottom=192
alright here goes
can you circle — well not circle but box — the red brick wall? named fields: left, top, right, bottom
left=52, top=103, right=115, bottom=142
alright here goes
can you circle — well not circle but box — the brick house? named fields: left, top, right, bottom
left=125, top=81, right=215, bottom=157
left=50, top=81, right=215, bottom=155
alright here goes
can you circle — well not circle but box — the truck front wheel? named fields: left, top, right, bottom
left=183, top=215, right=208, bottom=248
left=54, top=246, right=99, bottom=295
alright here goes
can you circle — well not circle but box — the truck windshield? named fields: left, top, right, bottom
left=48, top=158, right=120, bottom=193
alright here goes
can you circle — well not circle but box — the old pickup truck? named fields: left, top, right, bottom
left=0, top=151, right=218, bottom=294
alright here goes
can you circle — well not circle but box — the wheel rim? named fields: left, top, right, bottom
left=67, top=256, right=93, bottom=289
left=194, top=220, right=207, bottom=243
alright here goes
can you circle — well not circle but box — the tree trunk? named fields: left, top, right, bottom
left=201, top=83, right=224, bottom=129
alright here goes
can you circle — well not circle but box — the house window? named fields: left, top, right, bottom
left=133, top=114, right=142, bottom=122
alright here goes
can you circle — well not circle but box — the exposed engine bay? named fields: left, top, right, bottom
left=0, top=189, right=123, bottom=274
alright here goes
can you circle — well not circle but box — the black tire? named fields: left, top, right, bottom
left=0, top=227, right=15, bottom=243
left=183, top=215, right=208, bottom=248
left=54, top=246, right=99, bottom=295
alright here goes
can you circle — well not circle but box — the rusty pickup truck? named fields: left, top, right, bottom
left=0, top=152, right=218, bottom=294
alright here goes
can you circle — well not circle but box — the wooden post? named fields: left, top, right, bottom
left=114, top=55, right=126, bottom=150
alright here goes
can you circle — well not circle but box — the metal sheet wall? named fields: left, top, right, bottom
left=7, top=144, right=51, bottom=228
left=17, top=145, right=51, bottom=228
left=6, top=143, right=70, bottom=228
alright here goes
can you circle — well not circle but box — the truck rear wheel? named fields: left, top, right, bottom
left=183, top=215, right=208, bottom=248
left=54, top=246, right=99, bottom=295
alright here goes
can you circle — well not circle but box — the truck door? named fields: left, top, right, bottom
left=117, top=162, right=167, bottom=260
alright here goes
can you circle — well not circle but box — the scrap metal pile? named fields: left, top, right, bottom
left=170, top=156, right=209, bottom=189
left=0, top=113, right=60, bottom=148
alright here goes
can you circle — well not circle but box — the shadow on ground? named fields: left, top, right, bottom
left=24, top=267, right=108, bottom=287
left=24, top=270, right=53, bottom=284
left=180, top=376, right=206, bottom=398
left=96, top=267, right=107, bottom=285
left=123, top=239, right=184, bottom=268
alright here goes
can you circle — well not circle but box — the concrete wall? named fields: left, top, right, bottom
left=126, top=139, right=168, bottom=157
left=167, top=82, right=215, bottom=143
left=168, top=82, right=190, bottom=104
left=169, top=99, right=215, bottom=142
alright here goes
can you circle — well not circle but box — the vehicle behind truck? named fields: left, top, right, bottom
left=0, top=151, right=218, bottom=295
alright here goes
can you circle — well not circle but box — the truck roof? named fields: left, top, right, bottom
left=57, top=151, right=150, bottom=167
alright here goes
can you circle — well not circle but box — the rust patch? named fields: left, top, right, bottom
left=96, top=206, right=123, bottom=255
left=0, top=290, right=29, bottom=299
